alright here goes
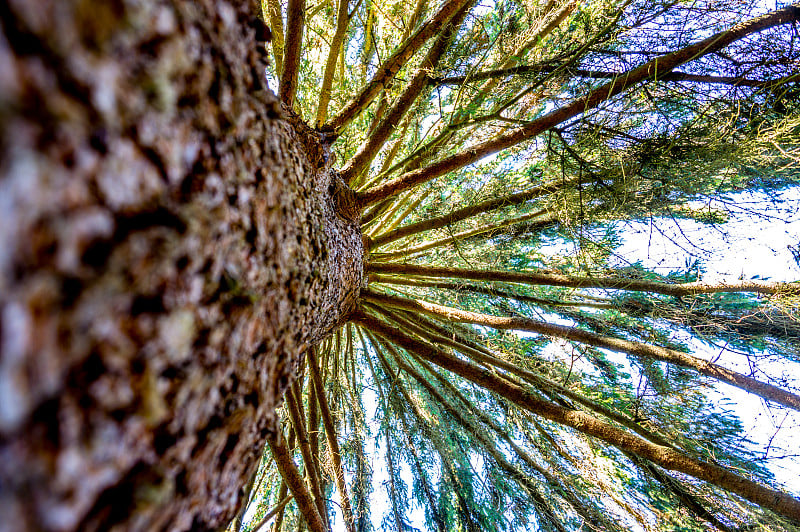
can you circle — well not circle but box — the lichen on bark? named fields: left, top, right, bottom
left=0, top=0, right=363, bottom=530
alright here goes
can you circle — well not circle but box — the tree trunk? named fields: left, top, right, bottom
left=0, top=1, right=364, bottom=530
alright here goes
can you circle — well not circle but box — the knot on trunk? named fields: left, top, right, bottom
left=331, top=172, right=360, bottom=222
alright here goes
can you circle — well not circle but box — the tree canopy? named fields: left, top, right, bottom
left=234, top=1, right=800, bottom=531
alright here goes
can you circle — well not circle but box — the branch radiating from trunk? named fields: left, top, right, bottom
left=356, top=3, right=800, bottom=208
left=371, top=210, right=553, bottom=258
left=315, top=0, right=351, bottom=126
left=369, top=180, right=573, bottom=248
left=354, top=312, right=800, bottom=522
left=369, top=275, right=612, bottom=309
left=265, top=0, right=286, bottom=77
left=396, top=342, right=617, bottom=531
left=367, top=263, right=798, bottom=296
left=308, top=348, right=357, bottom=532
left=272, top=481, right=291, bottom=532
left=267, top=429, right=328, bottom=532
left=372, top=344, right=482, bottom=532
left=280, top=0, right=306, bottom=107
left=626, top=453, right=736, bottom=532
left=363, top=291, right=800, bottom=411
left=373, top=335, right=572, bottom=532
left=434, top=66, right=799, bottom=88
left=322, top=0, right=473, bottom=133
left=340, top=2, right=472, bottom=184
left=446, top=0, right=576, bottom=126
left=369, top=303, right=677, bottom=448
left=247, top=494, right=294, bottom=532
left=362, top=342, right=448, bottom=532
left=286, top=383, right=328, bottom=525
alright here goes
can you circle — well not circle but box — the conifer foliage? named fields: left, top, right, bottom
left=236, top=1, right=800, bottom=531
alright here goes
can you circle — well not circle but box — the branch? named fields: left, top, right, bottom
left=447, top=0, right=577, bottom=127
left=369, top=179, right=574, bottom=248
left=370, top=341, right=482, bottom=531
left=356, top=3, right=800, bottom=209
left=340, top=2, right=472, bottom=184
left=379, top=379, right=405, bottom=532
left=362, top=290, right=800, bottom=412
left=626, top=453, right=735, bottom=532
left=247, top=494, right=294, bottom=532
left=315, top=0, right=350, bottom=126
left=266, top=428, right=328, bottom=532
left=398, top=342, right=617, bottom=531
left=377, top=335, right=571, bottom=532
left=367, top=262, right=799, bottom=296
left=264, top=0, right=285, bottom=77
left=279, top=0, right=305, bottom=107
left=434, top=66, right=798, bottom=88
left=480, top=280, right=611, bottom=308
left=272, top=479, right=290, bottom=530
left=353, top=311, right=800, bottom=522
left=371, top=209, right=554, bottom=258
left=307, top=348, right=357, bottom=532
left=369, top=274, right=613, bottom=308
left=307, top=370, right=321, bottom=490
left=361, top=332, right=446, bottom=532
left=285, top=383, right=328, bottom=525
left=370, top=303, right=677, bottom=448
left=365, top=188, right=433, bottom=238
left=322, top=0, right=473, bottom=133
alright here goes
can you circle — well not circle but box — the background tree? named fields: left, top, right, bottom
left=1, top=0, right=799, bottom=531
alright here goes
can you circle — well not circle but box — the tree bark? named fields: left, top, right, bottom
left=0, top=1, right=364, bottom=530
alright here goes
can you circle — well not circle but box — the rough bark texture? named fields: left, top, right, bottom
left=0, top=1, right=363, bottom=530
